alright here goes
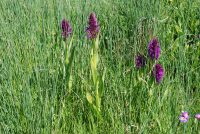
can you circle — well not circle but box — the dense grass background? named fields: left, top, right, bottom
left=0, top=0, right=200, bottom=133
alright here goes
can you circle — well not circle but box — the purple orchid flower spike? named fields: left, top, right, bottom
left=135, top=54, right=146, bottom=69
left=148, top=38, right=161, bottom=60
left=152, top=64, right=164, bottom=83
left=61, top=19, right=72, bottom=39
left=86, top=12, right=100, bottom=39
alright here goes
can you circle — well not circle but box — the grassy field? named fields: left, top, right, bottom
left=0, top=0, right=200, bottom=133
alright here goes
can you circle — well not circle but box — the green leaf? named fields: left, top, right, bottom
left=175, top=25, right=182, bottom=34
left=68, top=74, right=73, bottom=93
left=86, top=92, right=93, bottom=104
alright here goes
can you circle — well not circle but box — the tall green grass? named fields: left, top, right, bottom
left=0, top=0, right=200, bottom=133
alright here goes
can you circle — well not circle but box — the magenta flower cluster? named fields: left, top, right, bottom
left=135, top=38, right=164, bottom=83
left=148, top=38, right=161, bottom=60
left=135, top=54, right=146, bottom=69
left=86, top=12, right=100, bottom=39
left=148, top=38, right=164, bottom=83
left=61, top=19, right=72, bottom=39
left=61, top=12, right=99, bottom=40
left=152, top=64, right=164, bottom=83
left=179, top=111, right=200, bottom=123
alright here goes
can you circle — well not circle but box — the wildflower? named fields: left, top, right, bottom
left=86, top=12, right=100, bottom=39
left=179, top=111, right=189, bottom=123
left=195, top=114, right=200, bottom=120
left=148, top=38, right=161, bottom=60
left=61, top=19, right=72, bottom=39
left=152, top=64, right=164, bottom=83
left=135, top=54, right=146, bottom=69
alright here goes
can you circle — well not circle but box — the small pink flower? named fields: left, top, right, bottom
left=179, top=111, right=189, bottom=123
left=195, top=114, right=200, bottom=120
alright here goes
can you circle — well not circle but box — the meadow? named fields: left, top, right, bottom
left=0, top=0, right=200, bottom=133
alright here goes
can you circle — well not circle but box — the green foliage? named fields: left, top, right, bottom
left=0, top=0, right=200, bottom=133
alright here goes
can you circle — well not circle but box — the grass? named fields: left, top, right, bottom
left=0, top=0, right=200, bottom=133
